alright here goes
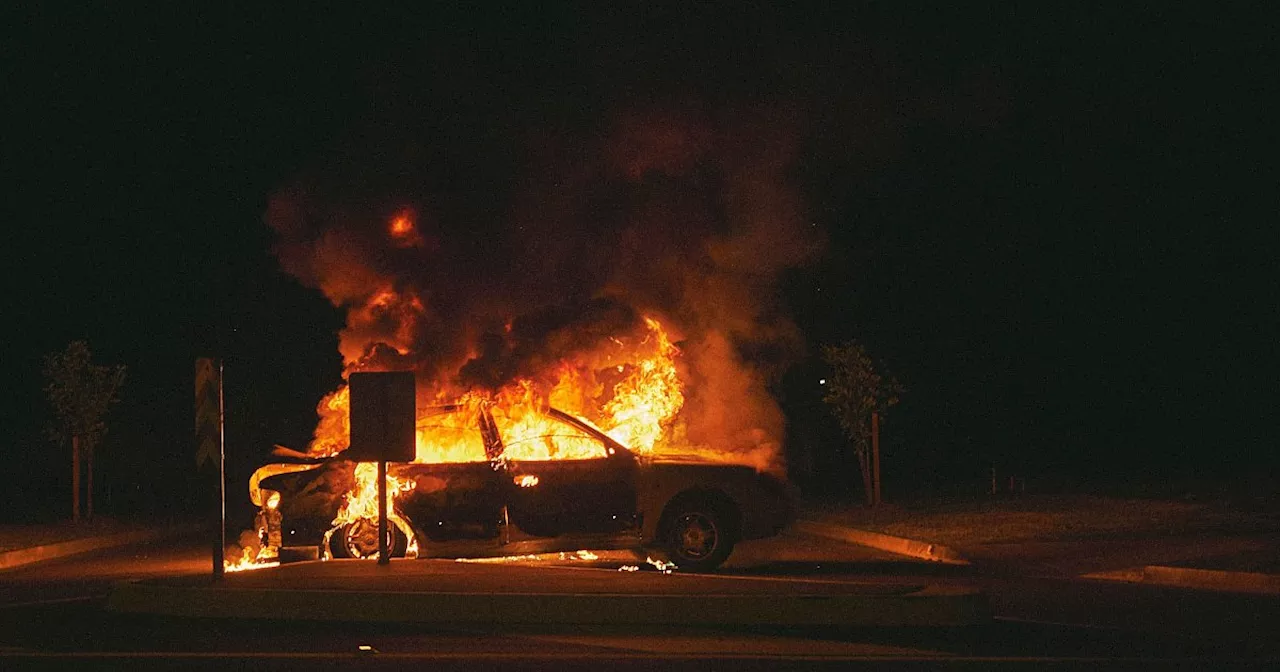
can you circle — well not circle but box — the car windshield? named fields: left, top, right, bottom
left=414, top=406, right=489, bottom=463
left=490, top=406, right=608, bottom=461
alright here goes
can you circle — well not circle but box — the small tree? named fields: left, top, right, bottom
left=821, top=340, right=903, bottom=506
left=43, top=341, right=126, bottom=522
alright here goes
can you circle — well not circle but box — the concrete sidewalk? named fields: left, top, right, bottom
left=796, top=517, right=1280, bottom=596
left=0, top=523, right=204, bottom=572
left=106, top=558, right=991, bottom=627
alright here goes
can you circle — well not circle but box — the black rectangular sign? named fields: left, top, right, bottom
left=345, top=371, right=416, bottom=463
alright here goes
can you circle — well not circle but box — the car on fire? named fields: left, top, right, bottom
left=248, top=404, right=794, bottom=571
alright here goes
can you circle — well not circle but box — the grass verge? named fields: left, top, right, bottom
left=802, top=494, right=1280, bottom=548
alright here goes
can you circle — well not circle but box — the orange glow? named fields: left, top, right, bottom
left=601, top=316, right=684, bottom=454
left=333, top=462, right=416, bottom=525
left=389, top=214, right=413, bottom=236
left=223, top=533, right=281, bottom=573
left=307, top=316, right=691, bottom=463
left=308, top=385, right=350, bottom=457
left=324, top=462, right=419, bottom=560
left=387, top=209, right=423, bottom=248
left=490, top=381, right=611, bottom=461
left=300, top=314, right=768, bottom=552
left=224, top=549, right=280, bottom=573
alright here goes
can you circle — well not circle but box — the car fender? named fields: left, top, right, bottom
left=637, top=461, right=791, bottom=545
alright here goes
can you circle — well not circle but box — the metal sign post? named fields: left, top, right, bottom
left=377, top=458, right=389, bottom=565
left=347, top=371, right=416, bottom=566
left=195, top=358, right=226, bottom=580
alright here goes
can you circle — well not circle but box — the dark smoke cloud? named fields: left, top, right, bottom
left=460, top=297, right=641, bottom=390
left=266, top=97, right=825, bottom=465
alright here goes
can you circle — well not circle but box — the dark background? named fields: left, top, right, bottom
left=2, top=5, right=1271, bottom=522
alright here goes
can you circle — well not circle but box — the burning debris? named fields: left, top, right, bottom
left=617, top=557, right=678, bottom=574
left=224, top=491, right=284, bottom=573
left=646, top=556, right=678, bottom=574
left=225, top=556, right=280, bottom=573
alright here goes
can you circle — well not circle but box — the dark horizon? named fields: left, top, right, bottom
left=3, top=5, right=1271, bottom=521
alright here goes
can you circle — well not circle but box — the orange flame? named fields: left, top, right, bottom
left=301, top=310, right=767, bottom=550
left=293, top=305, right=778, bottom=558
left=601, top=316, right=684, bottom=454
left=333, top=462, right=416, bottom=526
left=224, top=548, right=280, bottom=573
left=307, top=314, right=687, bottom=463
left=324, top=462, right=419, bottom=560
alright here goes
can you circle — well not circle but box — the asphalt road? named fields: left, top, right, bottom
left=1, top=532, right=1278, bottom=669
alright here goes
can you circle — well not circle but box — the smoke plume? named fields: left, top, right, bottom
left=266, top=100, right=823, bottom=470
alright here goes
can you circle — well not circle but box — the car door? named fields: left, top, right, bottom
left=489, top=408, right=638, bottom=537
left=392, top=405, right=505, bottom=542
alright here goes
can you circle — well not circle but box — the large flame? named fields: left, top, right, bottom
left=307, top=313, right=691, bottom=463
left=326, top=462, right=419, bottom=560
left=333, top=462, right=416, bottom=524
left=301, top=299, right=763, bottom=555
left=600, top=317, right=684, bottom=453
left=261, top=106, right=821, bottom=563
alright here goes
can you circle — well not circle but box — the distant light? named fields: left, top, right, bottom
left=819, top=378, right=827, bottom=385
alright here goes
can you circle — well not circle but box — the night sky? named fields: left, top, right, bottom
left=3, top=6, right=1271, bottom=521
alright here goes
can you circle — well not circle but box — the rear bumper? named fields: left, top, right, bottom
left=739, top=476, right=797, bottom=540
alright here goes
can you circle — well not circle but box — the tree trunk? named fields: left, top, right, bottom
left=71, top=435, right=81, bottom=523
left=86, top=442, right=94, bottom=521
left=856, top=447, right=874, bottom=506
left=870, top=412, right=880, bottom=506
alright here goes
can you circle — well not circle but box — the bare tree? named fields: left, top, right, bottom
left=43, top=341, right=126, bottom=522
left=821, top=340, right=903, bottom=506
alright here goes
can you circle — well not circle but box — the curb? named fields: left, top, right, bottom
left=1083, top=565, right=1280, bottom=595
left=0, top=524, right=204, bottom=572
left=794, top=520, right=969, bottom=565
left=106, top=580, right=991, bottom=627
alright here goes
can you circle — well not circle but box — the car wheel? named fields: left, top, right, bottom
left=663, top=500, right=736, bottom=572
left=330, top=519, right=399, bottom=560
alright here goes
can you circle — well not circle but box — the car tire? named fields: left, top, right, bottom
left=329, top=519, right=402, bottom=560
left=662, top=498, right=737, bottom=572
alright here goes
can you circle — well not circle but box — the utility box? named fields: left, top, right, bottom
left=346, top=371, right=416, bottom=463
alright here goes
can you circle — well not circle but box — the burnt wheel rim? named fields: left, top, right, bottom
left=673, top=512, right=718, bottom=560
left=344, top=520, right=391, bottom=559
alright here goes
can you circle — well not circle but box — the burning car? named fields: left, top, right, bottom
left=247, top=401, right=793, bottom=571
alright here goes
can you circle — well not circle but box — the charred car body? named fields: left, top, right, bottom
left=249, top=404, right=793, bottom=571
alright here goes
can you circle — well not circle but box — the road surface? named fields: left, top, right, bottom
left=1, top=531, right=1278, bottom=669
